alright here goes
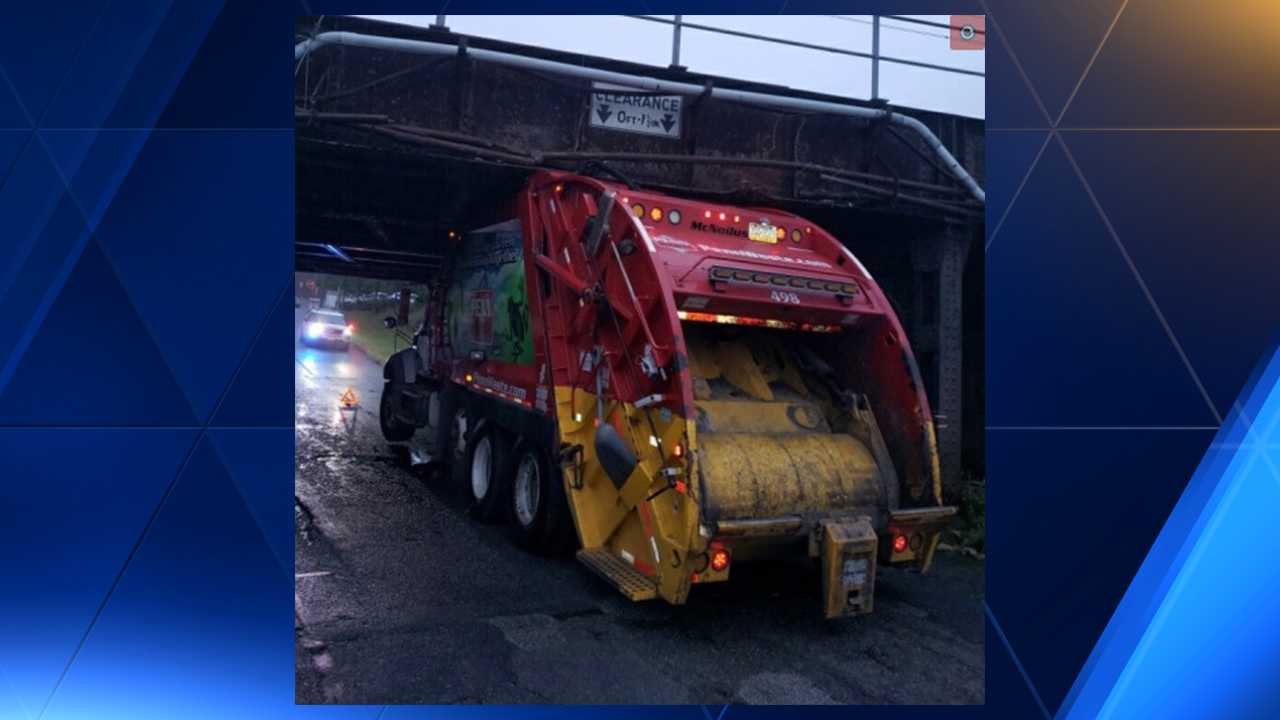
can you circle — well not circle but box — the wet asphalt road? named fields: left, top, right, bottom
left=293, top=309, right=985, bottom=705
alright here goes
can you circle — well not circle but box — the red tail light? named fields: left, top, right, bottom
left=892, top=534, right=908, bottom=553
left=710, top=546, right=730, bottom=572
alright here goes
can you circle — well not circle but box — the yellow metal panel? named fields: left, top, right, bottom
left=698, top=431, right=883, bottom=520
left=696, top=399, right=829, bottom=435
left=685, top=333, right=721, bottom=381
left=713, top=339, right=773, bottom=402
left=820, top=516, right=877, bottom=618
left=552, top=383, right=702, bottom=606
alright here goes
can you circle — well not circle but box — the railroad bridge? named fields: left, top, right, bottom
left=294, top=15, right=985, bottom=489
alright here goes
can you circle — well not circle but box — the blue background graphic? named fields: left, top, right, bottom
left=2, top=1, right=1278, bottom=718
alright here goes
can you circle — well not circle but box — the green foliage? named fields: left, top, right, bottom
left=344, top=308, right=407, bottom=365
left=945, top=473, right=985, bottom=554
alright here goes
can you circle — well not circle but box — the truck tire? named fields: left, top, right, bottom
left=510, top=442, right=577, bottom=554
left=466, top=421, right=514, bottom=523
left=379, top=383, right=415, bottom=442
left=430, top=387, right=468, bottom=483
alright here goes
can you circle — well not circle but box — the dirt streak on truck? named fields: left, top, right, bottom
left=379, top=170, right=954, bottom=618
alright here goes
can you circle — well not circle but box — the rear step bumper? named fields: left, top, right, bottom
left=579, top=506, right=956, bottom=617
left=712, top=505, right=956, bottom=552
left=711, top=506, right=956, bottom=618
left=577, top=548, right=657, bottom=601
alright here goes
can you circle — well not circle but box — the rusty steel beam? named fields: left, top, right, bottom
left=294, top=30, right=986, bottom=203
left=538, top=150, right=970, bottom=198
left=909, top=227, right=970, bottom=497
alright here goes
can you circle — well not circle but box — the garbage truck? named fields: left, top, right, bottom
left=379, top=170, right=955, bottom=618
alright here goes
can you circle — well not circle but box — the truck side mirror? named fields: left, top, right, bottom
left=383, top=316, right=397, bottom=329
left=594, top=423, right=637, bottom=491
left=397, top=288, right=412, bottom=327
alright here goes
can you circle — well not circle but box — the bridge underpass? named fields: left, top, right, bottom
left=294, top=14, right=984, bottom=482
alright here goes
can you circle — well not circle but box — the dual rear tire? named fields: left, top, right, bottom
left=509, top=441, right=576, bottom=554
left=439, top=388, right=575, bottom=553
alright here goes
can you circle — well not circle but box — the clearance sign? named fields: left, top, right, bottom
left=589, top=89, right=683, bottom=139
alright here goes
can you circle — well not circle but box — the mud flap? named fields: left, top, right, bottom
left=819, top=516, right=878, bottom=619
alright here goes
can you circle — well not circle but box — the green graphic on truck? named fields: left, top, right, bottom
left=445, top=220, right=533, bottom=365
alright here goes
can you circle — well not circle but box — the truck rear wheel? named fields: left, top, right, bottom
left=379, top=383, right=415, bottom=442
left=467, top=422, right=513, bottom=523
left=510, top=443, right=577, bottom=554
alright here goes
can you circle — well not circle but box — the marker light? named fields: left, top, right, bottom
left=672, top=442, right=685, bottom=459
left=554, top=183, right=564, bottom=193
left=704, top=210, right=712, bottom=219
left=710, top=546, right=730, bottom=572
left=464, top=373, right=474, bottom=384
left=892, top=534, right=908, bottom=553
left=632, top=204, right=645, bottom=218
left=668, top=209, right=682, bottom=224
left=718, top=212, right=727, bottom=221
left=791, top=229, right=803, bottom=243
left=775, top=226, right=787, bottom=241
left=649, top=207, right=664, bottom=222
left=733, top=214, right=741, bottom=223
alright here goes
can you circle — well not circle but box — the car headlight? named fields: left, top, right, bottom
left=343, top=325, right=353, bottom=337
left=305, top=322, right=323, bottom=338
